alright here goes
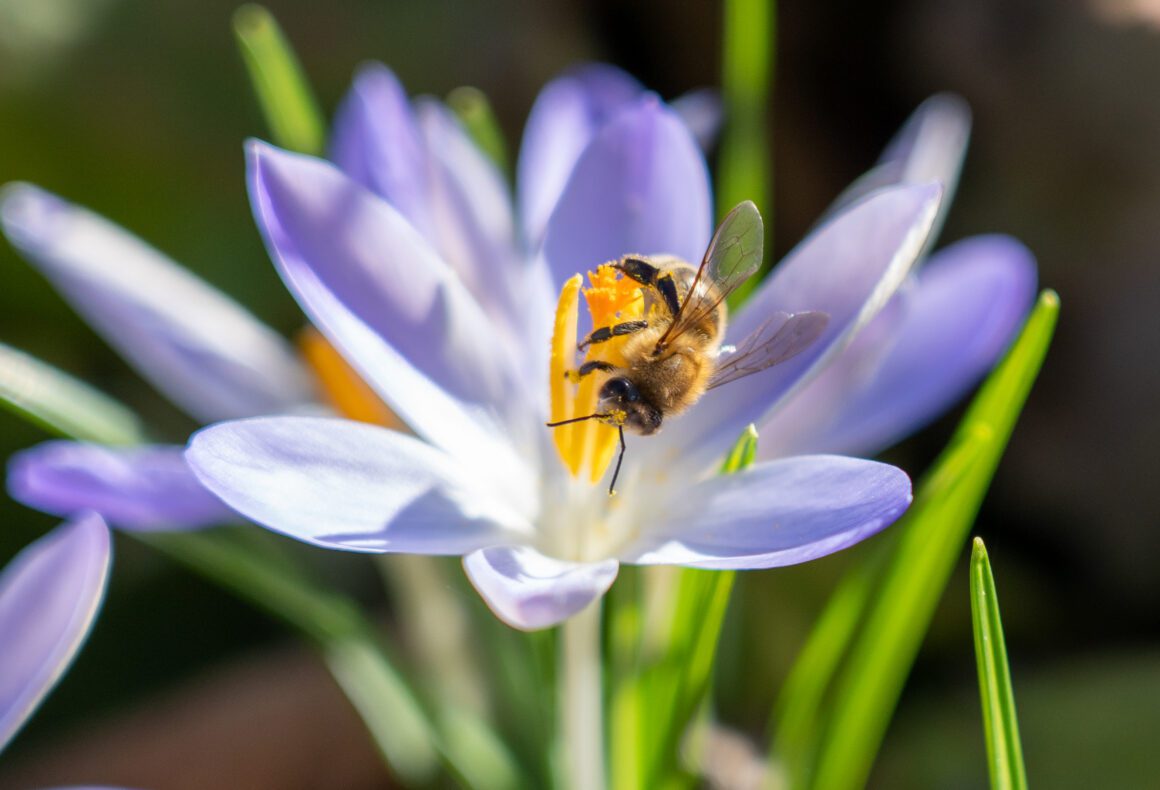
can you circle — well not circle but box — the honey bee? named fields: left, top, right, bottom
left=548, top=200, right=829, bottom=494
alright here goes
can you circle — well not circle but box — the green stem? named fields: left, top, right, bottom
left=562, top=601, right=606, bottom=790
left=719, top=0, right=775, bottom=307
left=378, top=555, right=488, bottom=715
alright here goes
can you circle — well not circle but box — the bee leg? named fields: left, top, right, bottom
left=566, top=360, right=616, bottom=382
left=614, top=258, right=681, bottom=317
left=608, top=424, right=626, bottom=496
left=578, top=320, right=648, bottom=351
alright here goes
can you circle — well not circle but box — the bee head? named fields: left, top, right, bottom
left=598, top=377, right=662, bottom=436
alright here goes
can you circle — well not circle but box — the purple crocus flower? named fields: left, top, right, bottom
left=0, top=513, right=111, bottom=753
left=0, top=183, right=318, bottom=530
left=180, top=64, right=1034, bottom=632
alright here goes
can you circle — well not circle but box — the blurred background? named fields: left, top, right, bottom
left=0, top=0, right=1157, bottom=787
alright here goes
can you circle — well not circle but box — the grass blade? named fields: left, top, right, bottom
left=233, top=4, right=326, bottom=155
left=719, top=0, right=773, bottom=307
left=0, top=342, right=145, bottom=445
left=447, top=86, right=510, bottom=174
left=799, top=290, right=1058, bottom=790
left=768, top=538, right=886, bottom=786
left=970, top=537, right=1028, bottom=790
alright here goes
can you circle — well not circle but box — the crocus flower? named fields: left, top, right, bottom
left=180, top=65, right=1001, bottom=631
left=0, top=183, right=320, bottom=530
left=0, top=513, right=111, bottom=753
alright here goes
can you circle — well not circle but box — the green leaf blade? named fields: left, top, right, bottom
left=971, top=537, right=1028, bottom=790
left=768, top=541, right=884, bottom=787
left=0, top=342, right=146, bottom=445
left=719, top=0, right=773, bottom=307
left=233, top=4, right=326, bottom=155
left=793, top=290, right=1057, bottom=790
left=447, top=86, right=510, bottom=174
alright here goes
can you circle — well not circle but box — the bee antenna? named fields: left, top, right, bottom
left=608, top=425, right=626, bottom=497
left=545, top=413, right=605, bottom=428
left=544, top=416, right=627, bottom=497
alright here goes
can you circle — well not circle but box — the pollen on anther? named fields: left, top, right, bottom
left=547, top=264, right=645, bottom=484
left=549, top=274, right=583, bottom=473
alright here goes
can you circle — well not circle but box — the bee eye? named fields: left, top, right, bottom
left=602, top=377, right=635, bottom=401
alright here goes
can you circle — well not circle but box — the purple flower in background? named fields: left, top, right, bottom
left=0, top=514, right=110, bottom=752
left=0, top=183, right=319, bottom=530
left=179, top=64, right=1033, bottom=631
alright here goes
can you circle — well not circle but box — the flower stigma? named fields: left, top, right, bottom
left=548, top=263, right=645, bottom=487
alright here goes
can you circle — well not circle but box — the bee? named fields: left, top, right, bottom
left=548, top=200, right=829, bottom=494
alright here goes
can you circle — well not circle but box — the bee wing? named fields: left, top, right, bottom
left=656, top=201, right=764, bottom=348
left=707, top=310, right=830, bottom=390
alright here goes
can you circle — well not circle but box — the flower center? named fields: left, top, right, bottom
left=548, top=263, right=645, bottom=485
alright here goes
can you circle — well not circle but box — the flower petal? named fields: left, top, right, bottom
left=8, top=442, right=232, bottom=531
left=541, top=96, right=712, bottom=291
left=331, top=64, right=529, bottom=335
left=186, top=417, right=532, bottom=555
left=0, top=513, right=110, bottom=752
left=761, top=235, right=1037, bottom=457
left=463, top=545, right=618, bottom=630
left=247, top=141, right=535, bottom=497
left=622, top=455, right=911, bottom=569
left=415, top=98, right=527, bottom=332
left=330, top=63, right=433, bottom=238
left=0, top=183, right=314, bottom=423
left=654, top=184, right=942, bottom=474
left=671, top=87, right=723, bottom=152
left=824, top=93, right=970, bottom=240
left=517, top=64, right=644, bottom=252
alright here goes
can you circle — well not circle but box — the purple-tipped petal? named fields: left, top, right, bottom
left=0, top=183, right=314, bottom=423
left=541, top=97, right=712, bottom=291
left=654, top=184, right=942, bottom=473
left=824, top=94, right=970, bottom=232
left=247, top=142, right=534, bottom=494
left=187, top=417, right=533, bottom=555
left=517, top=64, right=644, bottom=252
left=8, top=442, right=232, bottom=531
left=623, top=455, right=911, bottom=569
left=330, top=63, right=434, bottom=239
left=878, top=94, right=971, bottom=194
left=331, top=65, right=529, bottom=334
left=463, top=545, right=618, bottom=630
left=761, top=235, right=1037, bottom=457
left=0, top=514, right=110, bottom=752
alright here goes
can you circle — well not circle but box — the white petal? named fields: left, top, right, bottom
left=247, top=142, right=538, bottom=501
left=463, top=545, right=618, bottom=630
left=0, top=183, right=314, bottom=422
left=186, top=417, right=532, bottom=554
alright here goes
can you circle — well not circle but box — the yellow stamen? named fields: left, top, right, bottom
left=549, top=275, right=583, bottom=472
left=298, top=328, right=399, bottom=427
left=548, top=263, right=645, bottom=485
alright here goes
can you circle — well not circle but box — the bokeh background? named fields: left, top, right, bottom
left=0, top=0, right=1157, bottom=787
